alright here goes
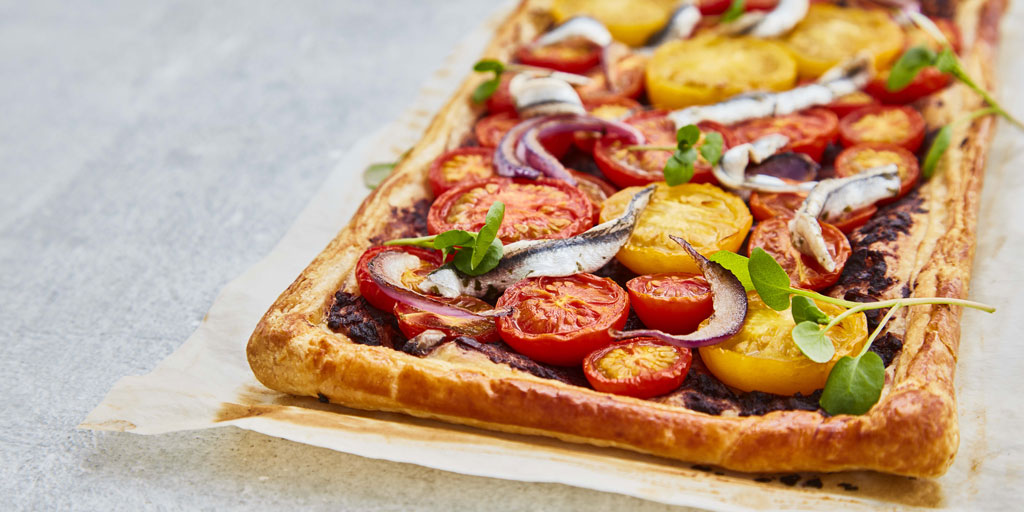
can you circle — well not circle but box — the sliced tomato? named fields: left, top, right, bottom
left=485, top=73, right=516, bottom=115
left=428, top=177, right=595, bottom=244
left=594, top=112, right=735, bottom=188
left=834, top=142, right=920, bottom=201
left=575, top=53, right=646, bottom=104
left=730, top=108, right=838, bottom=162
left=699, top=0, right=777, bottom=15
left=824, top=91, right=878, bottom=119
left=583, top=338, right=692, bottom=398
left=496, top=273, right=630, bottom=366
left=749, top=191, right=877, bottom=234
left=573, top=96, right=643, bottom=153
left=838, top=105, right=926, bottom=152
left=395, top=295, right=499, bottom=343
left=474, top=111, right=572, bottom=156
left=748, top=217, right=851, bottom=291
left=516, top=37, right=602, bottom=74
left=427, top=147, right=496, bottom=197
left=781, top=4, right=905, bottom=79
left=626, top=273, right=714, bottom=335
left=865, top=66, right=951, bottom=105
left=569, top=169, right=618, bottom=222
left=355, top=246, right=443, bottom=312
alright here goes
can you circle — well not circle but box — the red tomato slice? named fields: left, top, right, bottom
left=748, top=191, right=877, bottom=234
left=594, top=111, right=735, bottom=188
left=583, top=338, right=692, bottom=398
left=395, top=295, right=499, bottom=343
left=485, top=73, right=516, bottom=115
left=834, top=142, right=920, bottom=201
left=496, top=273, right=629, bottom=366
left=515, top=37, right=602, bottom=74
left=355, top=246, right=443, bottom=312
left=427, top=177, right=595, bottom=244
left=474, top=111, right=572, bottom=156
left=838, top=105, right=926, bottom=153
left=699, top=0, right=778, bottom=15
left=824, top=91, right=879, bottom=119
left=748, top=217, right=851, bottom=291
left=730, top=108, right=839, bottom=162
left=573, top=96, right=643, bottom=153
left=427, top=147, right=496, bottom=197
left=865, top=66, right=951, bottom=105
left=626, top=273, right=714, bottom=335
left=575, top=54, right=646, bottom=104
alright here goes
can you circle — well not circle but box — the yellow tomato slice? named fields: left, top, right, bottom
left=699, top=293, right=869, bottom=396
left=551, top=0, right=680, bottom=47
left=599, top=182, right=752, bottom=274
left=781, top=4, right=905, bottom=79
left=645, top=35, right=797, bottom=109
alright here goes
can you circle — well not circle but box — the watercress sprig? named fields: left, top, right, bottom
left=472, top=59, right=505, bottom=103
left=385, top=201, right=505, bottom=276
left=721, top=0, right=746, bottom=23
left=921, top=107, right=998, bottom=178
left=625, top=124, right=724, bottom=186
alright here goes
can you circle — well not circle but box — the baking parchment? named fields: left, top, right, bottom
left=81, top=2, right=1024, bottom=510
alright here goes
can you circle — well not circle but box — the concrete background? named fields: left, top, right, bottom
left=0, top=1, right=682, bottom=510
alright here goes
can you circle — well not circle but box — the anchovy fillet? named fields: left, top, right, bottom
left=723, top=0, right=809, bottom=38
left=712, top=134, right=817, bottom=194
left=640, top=5, right=702, bottom=51
left=420, top=185, right=656, bottom=298
left=535, top=16, right=613, bottom=48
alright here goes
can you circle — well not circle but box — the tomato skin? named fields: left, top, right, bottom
left=474, top=112, right=572, bottom=156
left=485, top=73, right=516, bottom=115
left=355, top=246, right=443, bottom=312
left=626, top=273, right=713, bottom=335
left=428, top=177, right=595, bottom=244
left=427, top=147, right=496, bottom=197
left=865, top=66, right=951, bottom=105
left=395, top=295, right=499, bottom=343
left=838, top=105, right=926, bottom=153
left=575, top=54, right=646, bottom=104
left=699, top=0, right=777, bottom=15
left=749, top=191, right=877, bottom=234
left=834, top=142, right=920, bottom=201
left=496, top=273, right=630, bottom=366
left=824, top=91, right=878, bottom=119
left=828, top=205, right=877, bottom=233
left=748, top=217, right=851, bottom=291
left=572, top=97, right=643, bottom=153
left=583, top=338, right=692, bottom=398
left=515, top=38, right=602, bottom=74
left=731, top=108, right=838, bottom=162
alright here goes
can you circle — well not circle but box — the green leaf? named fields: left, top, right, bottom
left=791, top=296, right=831, bottom=325
left=675, top=124, right=701, bottom=148
left=363, top=162, right=396, bottom=189
left=819, top=352, right=885, bottom=415
left=472, top=79, right=500, bottom=103
left=383, top=234, right=437, bottom=249
left=934, top=47, right=958, bottom=74
left=886, top=46, right=937, bottom=92
left=698, top=131, right=724, bottom=166
left=663, top=148, right=697, bottom=186
left=472, top=201, right=505, bottom=269
left=709, top=251, right=753, bottom=291
left=433, top=230, right=475, bottom=250
left=454, top=238, right=503, bottom=276
left=721, top=0, right=745, bottom=22
left=791, top=321, right=836, bottom=363
left=748, top=247, right=792, bottom=311
left=473, top=59, right=504, bottom=73
left=921, top=124, right=952, bottom=178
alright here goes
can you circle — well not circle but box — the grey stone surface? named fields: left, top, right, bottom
left=0, top=1, right=682, bottom=510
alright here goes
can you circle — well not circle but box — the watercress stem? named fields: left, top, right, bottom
left=384, top=235, right=435, bottom=248
left=786, top=288, right=862, bottom=309
left=626, top=145, right=676, bottom=152
left=951, top=68, right=1024, bottom=129
left=859, top=302, right=903, bottom=358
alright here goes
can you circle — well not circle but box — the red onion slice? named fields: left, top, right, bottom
left=611, top=236, right=748, bottom=348
left=495, top=117, right=544, bottom=179
left=367, top=251, right=510, bottom=320
left=746, top=152, right=819, bottom=183
left=517, top=114, right=645, bottom=184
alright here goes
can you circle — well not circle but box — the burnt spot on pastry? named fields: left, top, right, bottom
left=754, top=477, right=774, bottom=483
left=780, top=474, right=801, bottom=486
left=317, top=393, right=329, bottom=403
left=454, top=338, right=588, bottom=386
left=326, top=291, right=405, bottom=349
left=838, top=248, right=894, bottom=297
left=690, top=464, right=713, bottom=472
left=656, top=369, right=826, bottom=417
left=870, top=332, right=904, bottom=367
left=367, top=198, right=431, bottom=245
left=802, top=477, right=824, bottom=489
left=401, top=331, right=449, bottom=357
left=920, top=0, right=954, bottom=19
left=839, top=482, right=859, bottom=491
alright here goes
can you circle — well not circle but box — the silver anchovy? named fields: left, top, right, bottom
left=667, top=55, right=871, bottom=128
left=420, top=185, right=656, bottom=298
left=789, top=165, right=901, bottom=271
left=721, top=0, right=809, bottom=38
left=509, top=74, right=585, bottom=118
left=534, top=16, right=613, bottom=48
left=712, top=134, right=817, bottom=194
left=639, top=4, right=702, bottom=51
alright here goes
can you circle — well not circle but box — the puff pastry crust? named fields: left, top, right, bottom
left=247, top=0, right=1005, bottom=477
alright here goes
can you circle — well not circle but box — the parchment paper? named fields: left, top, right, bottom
left=81, top=2, right=1024, bottom=509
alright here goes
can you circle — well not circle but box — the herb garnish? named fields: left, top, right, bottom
left=472, top=59, right=505, bottom=103
left=362, top=162, right=396, bottom=189
left=921, top=107, right=998, bottom=178
left=626, top=124, right=724, bottom=186
left=385, top=201, right=505, bottom=276
left=709, top=249, right=995, bottom=414
left=721, top=0, right=746, bottom=23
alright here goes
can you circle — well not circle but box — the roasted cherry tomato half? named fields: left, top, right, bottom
left=573, top=96, right=643, bottom=153
left=550, top=0, right=681, bottom=47
left=473, top=112, right=572, bottom=156
left=824, top=91, right=878, bottom=119
left=730, top=108, right=839, bottom=162
left=570, top=169, right=618, bottom=222
left=600, top=183, right=752, bottom=275
left=698, top=0, right=777, bottom=15
left=485, top=73, right=516, bottom=115
left=646, top=35, right=797, bottom=109
left=594, top=111, right=735, bottom=188
left=865, top=66, right=951, bottom=105
left=626, top=273, right=713, bottom=335
left=839, top=105, right=926, bottom=153
left=355, top=246, right=443, bottom=312
left=749, top=191, right=877, bottom=234
left=395, top=295, right=499, bottom=343
left=781, top=4, right=905, bottom=79
left=834, top=142, right=920, bottom=201
left=699, top=292, right=868, bottom=395
left=575, top=53, right=647, bottom=104
left=427, top=147, right=496, bottom=197
left=515, top=37, right=602, bottom=74
left=748, top=216, right=851, bottom=291
left=496, top=273, right=630, bottom=366
left=428, top=177, right=595, bottom=244
left=583, top=338, right=692, bottom=398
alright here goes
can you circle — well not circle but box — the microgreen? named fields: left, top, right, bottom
left=385, top=201, right=505, bottom=275
left=748, top=248, right=793, bottom=311
left=627, top=125, right=725, bottom=186
left=709, top=251, right=753, bottom=291
left=362, top=162, right=396, bottom=189
left=886, top=46, right=937, bottom=92
left=791, top=296, right=831, bottom=325
left=472, top=59, right=505, bottom=103
left=721, top=0, right=746, bottom=23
